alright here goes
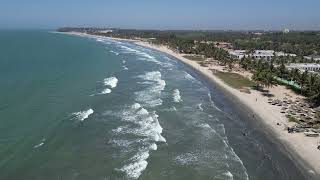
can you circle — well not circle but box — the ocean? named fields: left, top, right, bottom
left=0, top=30, right=307, bottom=180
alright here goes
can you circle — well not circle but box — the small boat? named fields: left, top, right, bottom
left=304, top=132, right=319, bottom=137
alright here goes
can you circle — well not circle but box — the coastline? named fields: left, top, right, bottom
left=133, top=41, right=320, bottom=179
left=59, top=31, right=320, bottom=178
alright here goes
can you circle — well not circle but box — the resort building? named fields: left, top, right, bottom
left=251, top=50, right=275, bottom=60
left=229, top=50, right=246, bottom=59
left=286, top=63, right=320, bottom=73
left=304, top=55, right=320, bottom=61
left=229, top=50, right=296, bottom=60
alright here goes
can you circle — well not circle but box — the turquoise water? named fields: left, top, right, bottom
left=0, top=31, right=307, bottom=180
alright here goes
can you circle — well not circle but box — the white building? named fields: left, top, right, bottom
left=229, top=50, right=246, bottom=59
left=251, top=50, right=274, bottom=60
left=229, top=50, right=296, bottom=60
left=286, top=63, right=320, bottom=73
left=304, top=55, right=320, bottom=61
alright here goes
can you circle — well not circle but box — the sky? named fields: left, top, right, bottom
left=0, top=0, right=319, bottom=30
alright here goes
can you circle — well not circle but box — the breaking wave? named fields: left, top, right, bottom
left=173, top=89, right=182, bottom=103
left=197, top=103, right=204, bottom=111
left=184, top=72, right=196, bottom=81
left=110, top=103, right=166, bottom=179
left=33, top=138, right=46, bottom=149
left=104, top=77, right=118, bottom=88
left=119, top=45, right=174, bottom=68
left=100, top=88, right=112, bottom=94
left=72, top=109, right=94, bottom=121
left=135, top=71, right=166, bottom=107
left=122, top=65, right=128, bottom=70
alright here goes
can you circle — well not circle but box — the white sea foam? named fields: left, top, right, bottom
left=198, top=123, right=211, bottom=129
left=131, top=103, right=141, bottom=110
left=135, top=71, right=166, bottom=107
left=104, top=77, right=118, bottom=88
left=122, top=66, right=128, bottom=70
left=173, top=89, right=182, bottom=102
left=184, top=72, right=196, bottom=80
left=145, top=99, right=163, bottom=108
left=120, top=46, right=154, bottom=60
left=109, top=139, right=134, bottom=147
left=33, top=142, right=44, bottom=149
left=175, top=152, right=198, bottom=165
left=119, top=151, right=149, bottom=179
left=112, top=103, right=166, bottom=179
left=208, top=92, right=223, bottom=112
left=224, top=171, right=234, bottom=180
left=33, top=138, right=46, bottom=149
left=119, top=45, right=174, bottom=67
left=72, top=109, right=94, bottom=121
left=109, top=50, right=120, bottom=56
left=197, top=103, right=204, bottom=111
left=100, top=88, right=112, bottom=94
left=149, top=143, right=157, bottom=151
left=96, top=38, right=104, bottom=42
left=136, top=108, right=149, bottom=115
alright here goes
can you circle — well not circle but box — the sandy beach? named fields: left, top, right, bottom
left=134, top=41, right=320, bottom=178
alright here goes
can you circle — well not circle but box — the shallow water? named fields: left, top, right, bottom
left=0, top=30, right=307, bottom=180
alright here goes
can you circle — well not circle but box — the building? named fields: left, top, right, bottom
left=286, top=63, right=320, bottom=73
left=275, top=52, right=297, bottom=57
left=229, top=50, right=246, bottom=59
left=304, top=55, right=320, bottom=61
left=229, top=50, right=296, bottom=60
left=251, top=50, right=275, bottom=60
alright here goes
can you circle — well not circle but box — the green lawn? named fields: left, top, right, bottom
left=213, top=71, right=255, bottom=89
left=183, top=55, right=205, bottom=61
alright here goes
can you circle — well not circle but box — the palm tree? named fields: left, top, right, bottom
left=307, top=74, right=318, bottom=95
left=309, top=79, right=320, bottom=105
left=299, top=70, right=309, bottom=93
left=290, top=68, right=300, bottom=82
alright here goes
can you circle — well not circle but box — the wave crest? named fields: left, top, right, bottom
left=72, top=109, right=94, bottom=121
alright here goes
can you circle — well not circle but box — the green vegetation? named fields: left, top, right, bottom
left=213, top=71, right=255, bottom=89
left=183, top=55, right=205, bottom=61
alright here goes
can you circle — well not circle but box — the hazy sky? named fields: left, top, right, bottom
left=0, top=0, right=319, bottom=30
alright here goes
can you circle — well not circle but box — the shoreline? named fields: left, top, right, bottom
left=133, top=41, right=320, bottom=179
left=59, top=31, right=320, bottom=178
